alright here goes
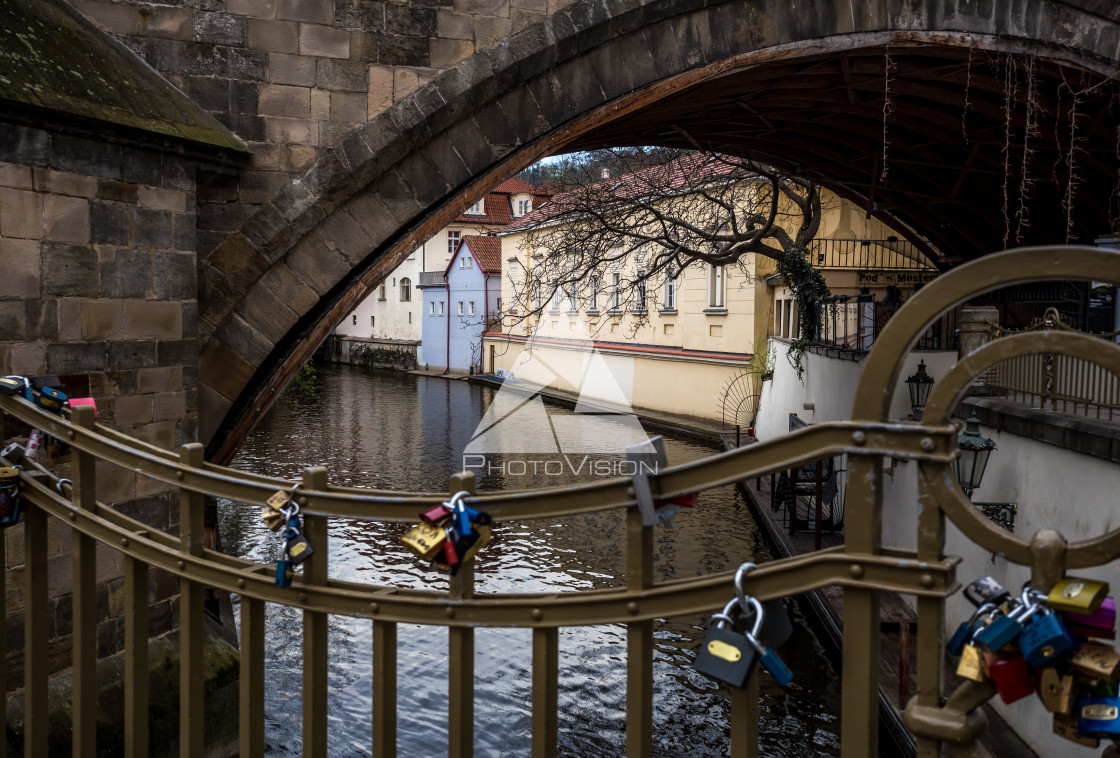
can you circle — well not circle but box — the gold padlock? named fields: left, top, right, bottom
left=1069, top=640, right=1120, bottom=681
left=261, top=506, right=286, bottom=532
left=956, top=643, right=988, bottom=683
left=1048, top=577, right=1109, bottom=614
left=401, top=521, right=447, bottom=560
left=1039, top=667, right=1075, bottom=714
left=266, top=490, right=292, bottom=511
left=432, top=525, right=493, bottom=572
left=1053, top=711, right=1100, bottom=747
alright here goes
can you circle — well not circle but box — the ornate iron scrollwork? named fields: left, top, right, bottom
left=973, top=502, right=1018, bottom=533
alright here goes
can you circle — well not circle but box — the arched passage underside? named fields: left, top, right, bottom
left=199, top=0, right=1120, bottom=462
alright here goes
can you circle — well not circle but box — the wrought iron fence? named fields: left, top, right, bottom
left=808, top=239, right=938, bottom=271
left=988, top=352, right=1120, bottom=420
left=817, top=299, right=958, bottom=352
left=0, top=246, right=1116, bottom=758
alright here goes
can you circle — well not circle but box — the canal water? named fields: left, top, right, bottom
left=218, top=363, right=841, bottom=757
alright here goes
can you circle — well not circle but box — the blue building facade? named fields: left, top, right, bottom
left=420, top=236, right=502, bottom=372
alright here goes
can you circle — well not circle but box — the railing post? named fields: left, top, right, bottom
left=729, top=667, right=759, bottom=758
left=23, top=484, right=48, bottom=757
left=372, top=616, right=397, bottom=758
left=124, top=551, right=150, bottom=758
left=448, top=471, right=475, bottom=758
left=531, top=627, right=558, bottom=758
left=625, top=507, right=653, bottom=758
left=178, top=443, right=206, bottom=758
left=71, top=405, right=98, bottom=757
left=302, top=466, right=330, bottom=758
left=240, top=596, right=265, bottom=757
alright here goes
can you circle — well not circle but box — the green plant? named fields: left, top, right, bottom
left=283, top=361, right=318, bottom=404
left=775, top=245, right=831, bottom=380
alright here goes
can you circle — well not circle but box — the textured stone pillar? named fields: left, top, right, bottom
left=958, top=306, right=999, bottom=359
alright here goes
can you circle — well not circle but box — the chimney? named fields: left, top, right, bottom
left=600, top=167, right=610, bottom=180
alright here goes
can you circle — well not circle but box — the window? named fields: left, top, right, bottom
left=448, top=230, right=461, bottom=256
left=663, top=269, right=677, bottom=310
left=588, top=274, right=599, bottom=311
left=439, top=301, right=445, bottom=315
left=611, top=272, right=621, bottom=311
left=465, top=199, right=485, bottom=215
left=429, top=301, right=435, bottom=315
left=378, top=284, right=386, bottom=301
left=408, top=312, right=412, bottom=324
left=708, top=265, right=725, bottom=308
left=352, top=314, right=357, bottom=325
left=400, top=278, right=411, bottom=302
left=532, top=281, right=542, bottom=310
left=549, top=288, right=560, bottom=312
left=370, top=316, right=375, bottom=327
left=496, top=297, right=502, bottom=313
left=516, top=198, right=530, bottom=216
left=635, top=271, right=647, bottom=311
left=460, top=256, right=472, bottom=269
left=468, top=301, right=475, bottom=316
left=568, top=285, right=577, bottom=312
left=457, top=301, right=464, bottom=315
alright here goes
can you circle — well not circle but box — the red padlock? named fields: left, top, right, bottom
left=68, top=397, right=98, bottom=418
left=442, top=533, right=460, bottom=567
left=987, top=651, right=1035, bottom=704
left=420, top=504, right=452, bottom=525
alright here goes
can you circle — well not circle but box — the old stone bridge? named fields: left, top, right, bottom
left=1, top=0, right=1118, bottom=462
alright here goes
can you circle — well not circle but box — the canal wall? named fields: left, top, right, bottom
left=319, top=334, right=419, bottom=371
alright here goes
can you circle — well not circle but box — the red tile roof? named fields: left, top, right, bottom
left=460, top=236, right=503, bottom=274
left=452, top=178, right=552, bottom=226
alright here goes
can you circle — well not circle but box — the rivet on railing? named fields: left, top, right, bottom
left=445, top=607, right=456, bottom=619
left=120, top=538, right=129, bottom=547
left=299, top=592, right=308, bottom=603
left=178, top=560, right=185, bottom=570
left=67, top=511, right=76, bottom=521
left=238, top=579, right=246, bottom=589
left=176, top=471, right=184, bottom=480
left=849, top=564, right=864, bottom=579
left=851, top=431, right=867, bottom=445
left=920, top=573, right=934, bottom=588
left=369, top=602, right=379, bottom=614
left=531, top=608, right=543, bottom=621
left=920, top=437, right=935, bottom=452
left=298, top=497, right=308, bottom=507
left=627, top=602, right=639, bottom=615
left=66, top=429, right=74, bottom=439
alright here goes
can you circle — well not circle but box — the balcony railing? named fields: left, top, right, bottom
left=989, top=351, right=1120, bottom=420
left=817, top=299, right=958, bottom=352
left=809, top=239, right=938, bottom=272
left=419, top=271, right=445, bottom=287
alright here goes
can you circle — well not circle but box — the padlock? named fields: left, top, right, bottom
left=1067, top=598, right=1117, bottom=640
left=733, top=564, right=793, bottom=649
left=34, top=386, right=66, bottom=413
left=420, top=504, right=452, bottom=525
left=948, top=603, right=997, bottom=656
left=986, top=650, right=1034, bottom=704
left=1039, top=667, right=1076, bottom=713
left=1, top=442, right=24, bottom=465
left=275, top=559, right=293, bottom=587
left=24, top=429, right=42, bottom=459
left=973, top=597, right=1031, bottom=652
left=457, top=524, right=490, bottom=563
left=964, top=575, right=1012, bottom=608
left=740, top=595, right=793, bottom=686
left=1070, top=640, right=1120, bottom=681
left=1020, top=605, right=1079, bottom=666
left=284, top=530, right=314, bottom=564
left=694, top=598, right=758, bottom=688
left=0, top=467, right=21, bottom=527
left=1077, top=696, right=1120, bottom=738
left=0, top=377, right=23, bottom=395
left=1054, top=710, right=1100, bottom=747
left=401, top=521, right=447, bottom=560
left=442, top=531, right=460, bottom=568
left=1050, top=577, right=1110, bottom=614
left=261, top=506, right=286, bottom=531
left=67, top=397, right=97, bottom=417
left=43, top=435, right=70, bottom=465
left=956, top=642, right=989, bottom=683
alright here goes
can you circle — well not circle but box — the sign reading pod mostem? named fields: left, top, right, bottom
left=857, top=270, right=940, bottom=287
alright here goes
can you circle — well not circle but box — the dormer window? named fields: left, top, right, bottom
left=513, top=195, right=532, bottom=217
left=465, top=199, right=485, bottom=215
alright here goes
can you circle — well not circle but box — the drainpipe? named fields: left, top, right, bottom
left=444, top=278, right=451, bottom=374
left=483, top=272, right=490, bottom=375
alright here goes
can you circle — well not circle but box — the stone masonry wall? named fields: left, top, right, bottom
left=0, top=123, right=197, bottom=677
left=69, top=0, right=571, bottom=265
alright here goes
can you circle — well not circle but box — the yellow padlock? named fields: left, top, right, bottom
left=266, top=490, right=292, bottom=511
left=1048, top=577, right=1109, bottom=614
left=431, top=525, right=492, bottom=573
left=1069, top=640, right=1120, bottom=682
left=955, top=643, right=988, bottom=683
left=1039, top=667, right=1075, bottom=714
left=401, top=522, right=447, bottom=560
left=1053, top=711, right=1100, bottom=747
left=260, top=506, right=286, bottom=532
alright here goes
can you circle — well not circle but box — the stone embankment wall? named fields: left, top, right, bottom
left=320, top=334, right=418, bottom=370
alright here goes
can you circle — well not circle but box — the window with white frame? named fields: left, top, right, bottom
left=439, top=301, right=445, bottom=315
left=568, top=284, right=577, bottom=312
left=708, top=265, right=725, bottom=308
left=378, top=284, right=386, bottom=301
left=448, top=230, right=461, bottom=256
left=465, top=199, right=485, bottom=215
left=370, top=316, right=375, bottom=327
left=532, top=281, right=542, bottom=310
left=400, top=277, right=411, bottom=302
left=663, top=268, right=677, bottom=310
left=549, top=286, right=560, bottom=312
left=516, top=198, right=531, bottom=216
left=352, top=314, right=357, bottom=325
left=466, top=256, right=472, bottom=268
left=496, top=297, right=502, bottom=313
left=468, top=301, right=475, bottom=316
left=611, top=272, right=621, bottom=311
left=635, top=271, right=647, bottom=311
left=588, top=273, right=599, bottom=311
left=429, top=301, right=435, bottom=315
left=457, top=301, right=464, bottom=315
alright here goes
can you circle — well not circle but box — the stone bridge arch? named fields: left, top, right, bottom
left=199, top=0, right=1120, bottom=462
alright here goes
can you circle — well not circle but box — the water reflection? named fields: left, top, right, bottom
left=220, top=364, right=841, bottom=756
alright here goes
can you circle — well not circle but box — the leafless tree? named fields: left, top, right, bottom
left=503, top=149, right=831, bottom=334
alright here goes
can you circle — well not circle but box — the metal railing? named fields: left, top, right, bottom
left=0, top=246, right=1117, bottom=758
left=818, top=300, right=958, bottom=352
left=808, top=239, right=938, bottom=271
left=988, top=350, right=1120, bottom=420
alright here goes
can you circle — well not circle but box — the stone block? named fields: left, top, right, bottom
left=198, top=340, right=256, bottom=402
left=58, top=300, right=81, bottom=342
left=97, top=180, right=138, bottom=205
left=81, top=301, right=124, bottom=341
left=248, top=17, right=299, bottom=52
left=264, top=116, right=319, bottom=144
left=130, top=207, right=173, bottom=249
left=138, top=6, right=194, bottom=38
left=430, top=38, right=474, bottom=68
left=475, top=14, right=511, bottom=47
left=385, top=4, right=436, bottom=35
left=194, top=11, right=246, bottom=45
left=392, top=66, right=422, bottom=101
left=116, top=393, right=154, bottom=426
left=310, top=88, right=331, bottom=118
left=335, top=0, right=383, bottom=29
left=316, top=58, right=368, bottom=91
left=89, top=201, right=130, bottom=246
left=45, top=341, right=106, bottom=375
left=188, top=76, right=231, bottom=111
left=119, top=151, right=162, bottom=190
left=70, top=0, right=139, bottom=34
left=51, top=136, right=122, bottom=181
left=134, top=421, right=177, bottom=451
left=9, top=341, right=47, bottom=375
left=123, top=301, right=183, bottom=340
left=510, top=7, right=543, bottom=33
left=378, top=34, right=429, bottom=66
left=237, top=284, right=299, bottom=343
left=93, top=537, right=123, bottom=582
left=44, top=195, right=90, bottom=244
left=260, top=83, right=313, bottom=118
left=0, top=238, right=40, bottom=299
left=32, top=168, right=97, bottom=198
left=437, top=9, right=474, bottom=39
left=0, top=162, right=33, bottom=189
left=42, top=244, right=97, bottom=297
left=227, top=0, right=277, bottom=17
left=367, top=65, right=394, bottom=116
left=100, top=248, right=152, bottom=299
left=299, top=24, right=351, bottom=58
left=259, top=261, right=320, bottom=315
left=155, top=339, right=199, bottom=369
left=0, top=301, right=41, bottom=340
left=159, top=157, right=196, bottom=193
left=107, top=340, right=158, bottom=371
left=267, top=52, right=319, bottom=86
left=138, top=186, right=189, bottom=214
left=278, top=0, right=335, bottom=24
left=0, top=188, right=43, bottom=239
left=0, top=126, right=48, bottom=168
left=138, top=366, right=184, bottom=394
left=453, top=0, right=508, bottom=15
left=154, top=252, right=197, bottom=300
left=284, top=234, right=351, bottom=295
left=231, top=80, right=260, bottom=113
left=330, top=91, right=366, bottom=122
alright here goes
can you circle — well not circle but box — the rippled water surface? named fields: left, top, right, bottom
left=219, top=364, right=841, bottom=756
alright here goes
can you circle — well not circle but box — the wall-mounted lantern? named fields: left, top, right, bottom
left=956, top=413, right=996, bottom=499
left=905, top=360, right=935, bottom=420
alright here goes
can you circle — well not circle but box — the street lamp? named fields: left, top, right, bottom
left=956, top=413, right=996, bottom=499
left=905, top=360, right=935, bottom=420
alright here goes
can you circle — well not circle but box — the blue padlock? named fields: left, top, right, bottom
left=948, top=603, right=997, bottom=655
left=1021, top=603, right=1079, bottom=665
left=742, top=596, right=794, bottom=686
left=1077, top=696, right=1120, bottom=737
left=34, top=386, right=67, bottom=413
left=275, top=559, right=293, bottom=587
left=974, top=589, right=1037, bottom=651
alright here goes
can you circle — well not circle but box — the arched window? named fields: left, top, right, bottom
left=400, top=278, right=412, bottom=302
